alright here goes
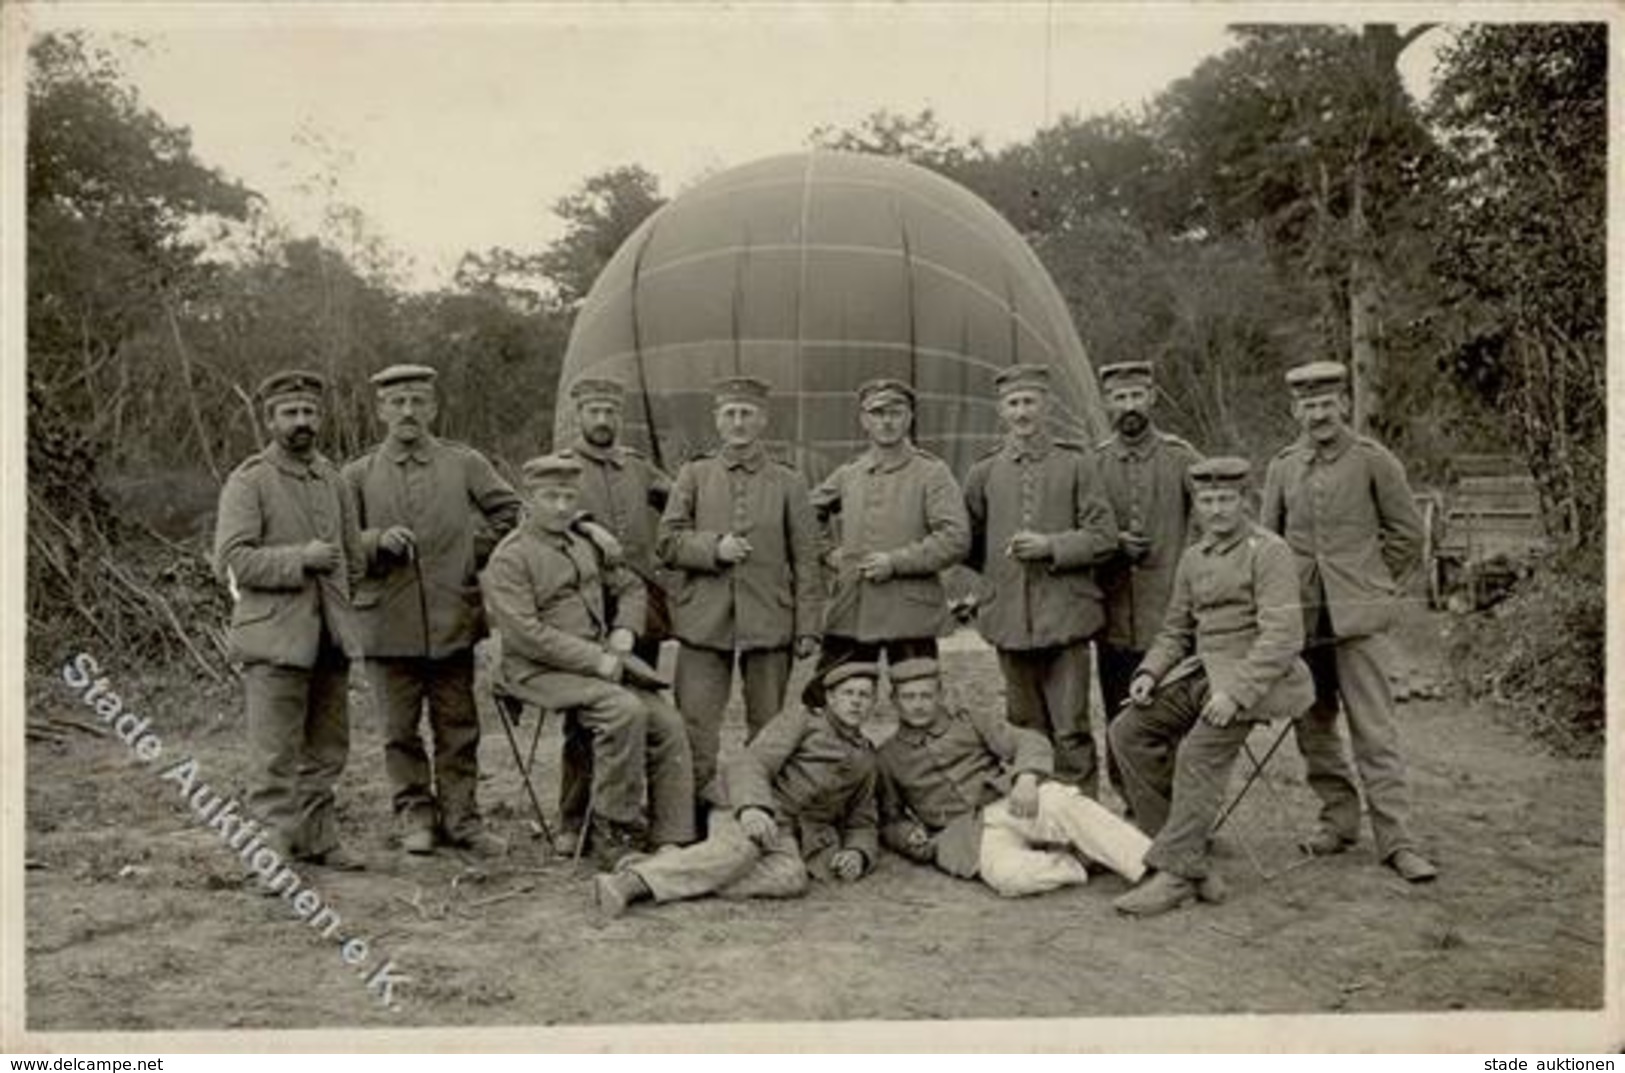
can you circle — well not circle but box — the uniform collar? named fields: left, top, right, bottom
left=1109, top=427, right=1159, bottom=461
left=862, top=445, right=915, bottom=473
left=1200, top=524, right=1250, bottom=556
left=571, top=438, right=623, bottom=468
left=381, top=434, right=438, bottom=465
left=1005, top=432, right=1053, bottom=462
left=820, top=709, right=872, bottom=749
left=1303, top=426, right=1355, bottom=464
left=266, top=441, right=322, bottom=477
left=721, top=443, right=767, bottom=472
left=895, top=707, right=951, bottom=744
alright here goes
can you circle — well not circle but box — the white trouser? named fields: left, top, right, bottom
left=979, top=781, right=1151, bottom=897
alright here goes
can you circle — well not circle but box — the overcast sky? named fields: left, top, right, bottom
left=31, top=4, right=1443, bottom=291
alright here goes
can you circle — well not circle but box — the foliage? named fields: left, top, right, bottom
left=535, top=164, right=666, bottom=311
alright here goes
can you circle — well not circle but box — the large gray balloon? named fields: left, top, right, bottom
left=555, top=150, right=1105, bottom=481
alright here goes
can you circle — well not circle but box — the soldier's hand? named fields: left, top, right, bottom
left=1008, top=773, right=1041, bottom=819
left=1007, top=530, right=1054, bottom=562
left=1201, top=690, right=1240, bottom=727
left=576, top=520, right=624, bottom=564
left=949, top=594, right=980, bottom=625
left=607, top=628, right=636, bottom=655
left=738, top=808, right=777, bottom=846
left=903, top=824, right=935, bottom=861
left=716, top=533, right=752, bottom=564
left=1120, top=531, right=1151, bottom=562
left=379, top=526, right=416, bottom=560
left=830, top=849, right=865, bottom=882
left=793, top=635, right=820, bottom=660
left=300, top=540, right=341, bottom=575
left=594, top=652, right=623, bottom=682
left=1128, top=673, right=1157, bottom=706
left=858, top=552, right=894, bottom=582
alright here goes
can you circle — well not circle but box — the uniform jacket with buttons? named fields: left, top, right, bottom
left=343, top=435, right=522, bottom=659
left=719, top=705, right=879, bottom=873
left=810, top=446, right=970, bottom=642
left=1094, top=428, right=1202, bottom=651
left=480, top=520, right=645, bottom=699
left=963, top=434, right=1119, bottom=649
left=656, top=443, right=823, bottom=651
left=1260, top=429, right=1423, bottom=640
left=213, top=442, right=365, bottom=669
left=878, top=704, right=1054, bottom=878
left=564, top=439, right=674, bottom=640
left=1138, top=521, right=1314, bottom=724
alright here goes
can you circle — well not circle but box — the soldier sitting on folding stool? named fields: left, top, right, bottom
left=593, top=660, right=881, bottom=917
left=878, top=659, right=1150, bottom=897
left=480, top=453, right=696, bottom=870
left=1110, top=457, right=1315, bottom=917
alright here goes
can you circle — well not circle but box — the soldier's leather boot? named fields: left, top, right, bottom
left=594, top=870, right=651, bottom=919
left=1113, top=871, right=1197, bottom=917
left=1302, top=827, right=1357, bottom=856
left=1385, top=848, right=1438, bottom=883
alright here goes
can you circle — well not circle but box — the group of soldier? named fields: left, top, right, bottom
left=213, top=352, right=1436, bottom=925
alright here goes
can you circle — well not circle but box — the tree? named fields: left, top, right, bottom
left=536, top=165, right=666, bottom=310
left=1428, top=23, right=1606, bottom=551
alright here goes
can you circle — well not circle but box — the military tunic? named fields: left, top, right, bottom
left=810, top=445, right=970, bottom=646
left=963, top=434, right=1118, bottom=795
left=343, top=435, right=521, bottom=838
left=626, top=706, right=878, bottom=904
left=1261, top=428, right=1424, bottom=859
left=658, top=443, right=824, bottom=796
left=879, top=705, right=1149, bottom=894
left=213, top=441, right=364, bottom=859
left=1094, top=428, right=1201, bottom=738
left=1110, top=521, right=1315, bottom=879
left=481, top=521, right=694, bottom=844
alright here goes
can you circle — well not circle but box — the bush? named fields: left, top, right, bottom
left=1443, top=547, right=1604, bottom=756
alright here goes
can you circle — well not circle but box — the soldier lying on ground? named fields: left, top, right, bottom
left=593, top=661, right=882, bottom=917
left=877, top=658, right=1150, bottom=896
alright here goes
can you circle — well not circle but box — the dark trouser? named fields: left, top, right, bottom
left=245, top=646, right=350, bottom=859
left=365, top=652, right=482, bottom=839
left=505, top=668, right=695, bottom=845
left=816, top=635, right=938, bottom=673
left=1108, top=672, right=1253, bottom=881
left=1096, top=642, right=1145, bottom=802
left=1293, top=634, right=1416, bottom=859
left=674, top=645, right=792, bottom=799
left=559, top=635, right=662, bottom=832
left=997, top=641, right=1099, bottom=797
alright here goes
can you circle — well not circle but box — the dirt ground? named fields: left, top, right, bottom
left=24, top=606, right=1605, bottom=1031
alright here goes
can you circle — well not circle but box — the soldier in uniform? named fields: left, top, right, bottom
left=214, top=370, right=366, bottom=874
left=556, top=376, right=674, bottom=850
left=1261, top=361, right=1437, bottom=883
left=963, top=364, right=1119, bottom=796
left=592, top=661, right=881, bottom=918
left=1092, top=360, right=1201, bottom=803
left=810, top=378, right=969, bottom=677
left=343, top=364, right=522, bottom=856
left=480, top=454, right=695, bottom=868
left=878, top=659, right=1149, bottom=897
left=657, top=375, right=823, bottom=806
left=1110, top=457, right=1316, bottom=916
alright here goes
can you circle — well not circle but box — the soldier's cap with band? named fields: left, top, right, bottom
left=822, top=660, right=882, bottom=689
left=1285, top=361, right=1350, bottom=398
left=888, top=658, right=942, bottom=684
left=1098, top=361, right=1155, bottom=390
left=858, top=377, right=917, bottom=411
left=570, top=377, right=626, bottom=407
left=370, top=363, right=438, bottom=391
left=258, top=369, right=326, bottom=408
left=993, top=364, right=1051, bottom=398
left=713, top=375, right=772, bottom=407
left=520, top=453, right=584, bottom=485
left=1187, top=455, right=1252, bottom=489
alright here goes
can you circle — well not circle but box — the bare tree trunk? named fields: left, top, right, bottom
left=1348, top=171, right=1381, bottom=433
left=163, top=295, right=222, bottom=482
